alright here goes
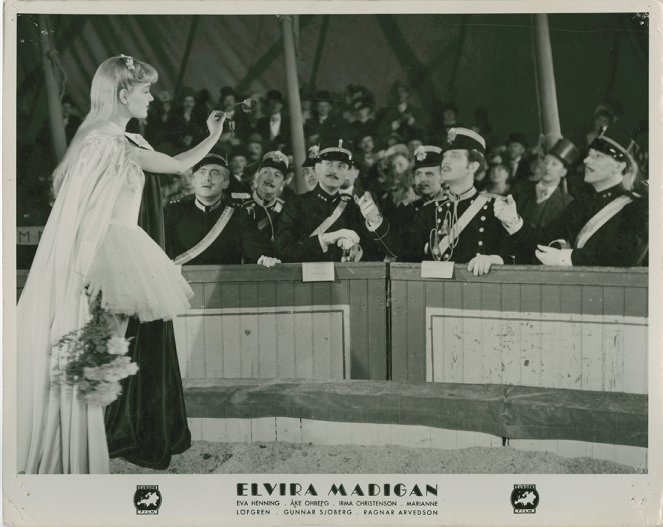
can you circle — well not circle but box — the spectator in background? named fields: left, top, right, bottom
left=301, top=146, right=320, bottom=191
left=300, top=90, right=313, bottom=123
left=505, top=132, right=529, bottom=182
left=514, top=138, right=578, bottom=230
left=305, top=90, right=340, bottom=144
left=165, top=168, right=195, bottom=202
left=407, top=137, right=424, bottom=156
left=146, top=90, right=174, bottom=147
left=348, top=97, right=377, bottom=145
left=219, top=86, right=251, bottom=143
left=429, top=102, right=460, bottom=145
left=378, top=144, right=418, bottom=222
left=245, top=133, right=264, bottom=176
left=227, top=150, right=252, bottom=195
left=483, top=163, right=511, bottom=196
left=61, top=95, right=82, bottom=144
left=169, top=87, right=206, bottom=150
left=583, top=103, right=618, bottom=149
left=378, top=81, right=423, bottom=142
left=256, top=89, right=290, bottom=151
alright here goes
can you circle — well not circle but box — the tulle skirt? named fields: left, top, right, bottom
left=87, top=224, right=193, bottom=321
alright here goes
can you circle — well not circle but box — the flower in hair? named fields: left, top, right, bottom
left=120, top=54, right=135, bottom=72
left=414, top=146, right=427, bottom=161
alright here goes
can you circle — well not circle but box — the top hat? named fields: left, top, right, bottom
left=266, top=89, right=284, bottom=103
left=547, top=138, right=580, bottom=167
left=442, top=127, right=486, bottom=155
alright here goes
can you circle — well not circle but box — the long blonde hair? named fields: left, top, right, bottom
left=52, top=55, right=158, bottom=195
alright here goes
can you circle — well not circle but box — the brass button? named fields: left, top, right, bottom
left=479, top=227, right=484, bottom=233
left=478, top=241, right=483, bottom=246
left=480, top=216, right=486, bottom=221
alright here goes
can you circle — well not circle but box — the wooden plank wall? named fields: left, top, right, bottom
left=175, top=263, right=388, bottom=381
left=391, top=264, right=648, bottom=394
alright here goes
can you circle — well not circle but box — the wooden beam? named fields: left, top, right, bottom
left=183, top=379, right=647, bottom=447
left=307, top=15, right=330, bottom=91
left=446, top=15, right=469, bottom=101
left=174, top=15, right=200, bottom=101
left=236, top=15, right=314, bottom=94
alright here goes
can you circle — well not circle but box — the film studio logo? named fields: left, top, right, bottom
left=510, top=484, right=539, bottom=514
left=134, top=485, right=162, bottom=515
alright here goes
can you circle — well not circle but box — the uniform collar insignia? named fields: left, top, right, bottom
left=195, top=197, right=223, bottom=213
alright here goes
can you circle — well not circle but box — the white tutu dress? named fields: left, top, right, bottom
left=86, top=139, right=193, bottom=321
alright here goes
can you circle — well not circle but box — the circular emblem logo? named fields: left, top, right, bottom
left=134, top=485, right=162, bottom=515
left=510, top=484, right=539, bottom=514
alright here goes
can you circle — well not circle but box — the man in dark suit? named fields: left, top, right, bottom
left=256, top=90, right=290, bottom=151
left=515, top=138, right=578, bottom=230
left=304, top=90, right=341, bottom=145
left=495, top=128, right=648, bottom=267
left=164, top=154, right=279, bottom=266
left=275, top=139, right=399, bottom=262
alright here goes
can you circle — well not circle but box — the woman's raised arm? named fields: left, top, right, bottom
left=135, top=110, right=226, bottom=175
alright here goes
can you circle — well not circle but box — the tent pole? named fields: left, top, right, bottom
left=308, top=15, right=330, bottom=90
left=281, top=14, right=306, bottom=194
left=38, top=14, right=67, bottom=162
left=534, top=14, right=562, bottom=148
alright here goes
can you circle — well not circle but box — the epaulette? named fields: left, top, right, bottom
left=401, top=195, right=420, bottom=207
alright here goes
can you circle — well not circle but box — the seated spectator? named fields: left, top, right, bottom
left=169, top=87, right=206, bottom=151
left=165, top=154, right=278, bottom=266
left=483, top=163, right=511, bottom=196
left=514, top=138, right=578, bottom=230
left=429, top=102, right=460, bottom=145
left=165, top=168, right=195, bottom=202
left=378, top=144, right=418, bottom=222
left=228, top=151, right=252, bottom=195
left=145, top=90, right=174, bottom=147
left=348, top=97, right=377, bottom=145
left=302, top=146, right=320, bottom=191
left=256, top=89, right=289, bottom=151
left=377, top=81, right=424, bottom=142
left=505, top=132, right=529, bottom=182
left=304, top=90, right=341, bottom=144
left=245, top=133, right=265, bottom=176
left=218, top=86, right=252, bottom=144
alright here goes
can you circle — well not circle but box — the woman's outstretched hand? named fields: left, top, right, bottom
left=206, top=111, right=226, bottom=136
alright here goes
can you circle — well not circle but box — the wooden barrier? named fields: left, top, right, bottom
left=174, top=263, right=388, bottom=381
left=390, top=264, right=648, bottom=395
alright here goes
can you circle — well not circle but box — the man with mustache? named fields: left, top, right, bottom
left=401, top=128, right=513, bottom=276
left=164, top=154, right=279, bottom=267
left=494, top=127, right=648, bottom=267
left=238, top=151, right=289, bottom=243
left=275, top=139, right=398, bottom=262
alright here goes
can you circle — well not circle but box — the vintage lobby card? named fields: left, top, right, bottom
left=3, top=0, right=662, bottom=526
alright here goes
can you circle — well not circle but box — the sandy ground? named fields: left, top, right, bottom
left=110, top=440, right=641, bottom=474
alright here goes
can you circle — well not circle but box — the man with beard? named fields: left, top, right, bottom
left=164, top=154, right=279, bottom=266
left=237, top=151, right=289, bottom=243
left=275, top=139, right=398, bottom=262
left=494, top=127, right=648, bottom=267
left=401, top=128, right=513, bottom=276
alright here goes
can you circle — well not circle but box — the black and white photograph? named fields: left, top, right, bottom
left=3, top=1, right=662, bottom=525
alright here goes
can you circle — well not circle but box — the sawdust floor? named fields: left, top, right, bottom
left=110, top=440, right=642, bottom=474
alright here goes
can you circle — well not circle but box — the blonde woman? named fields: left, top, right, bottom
left=17, top=55, right=226, bottom=474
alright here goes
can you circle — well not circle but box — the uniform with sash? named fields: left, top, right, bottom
left=164, top=194, right=272, bottom=265
left=274, top=184, right=398, bottom=262
left=401, top=188, right=512, bottom=263
left=235, top=191, right=285, bottom=243
left=506, top=183, right=647, bottom=266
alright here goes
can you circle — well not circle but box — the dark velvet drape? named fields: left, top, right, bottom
left=105, top=172, right=191, bottom=470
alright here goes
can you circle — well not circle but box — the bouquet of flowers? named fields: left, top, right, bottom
left=55, top=296, right=138, bottom=406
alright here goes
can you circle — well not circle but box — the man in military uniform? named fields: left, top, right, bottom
left=275, top=139, right=399, bottom=262
left=495, top=127, right=648, bottom=267
left=402, top=128, right=513, bottom=276
left=301, top=146, right=319, bottom=191
left=164, top=154, right=280, bottom=266
left=237, top=151, right=289, bottom=243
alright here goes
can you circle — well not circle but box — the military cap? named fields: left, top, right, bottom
left=442, top=127, right=486, bottom=155
left=193, top=153, right=228, bottom=173
left=317, top=139, right=352, bottom=164
left=260, top=150, right=289, bottom=175
left=547, top=138, right=580, bottom=167
left=588, top=127, right=636, bottom=166
left=413, top=145, right=443, bottom=169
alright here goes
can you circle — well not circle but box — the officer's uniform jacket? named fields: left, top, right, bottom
left=164, top=194, right=272, bottom=265
left=274, top=184, right=399, bottom=262
left=236, top=191, right=285, bottom=242
left=401, top=188, right=513, bottom=263
left=507, top=183, right=648, bottom=266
